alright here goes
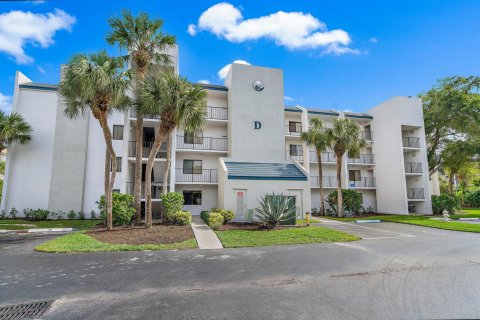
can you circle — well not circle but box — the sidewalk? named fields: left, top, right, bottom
left=191, top=216, right=223, bottom=249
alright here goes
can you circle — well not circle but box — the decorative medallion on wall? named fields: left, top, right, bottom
left=252, top=80, right=264, bottom=91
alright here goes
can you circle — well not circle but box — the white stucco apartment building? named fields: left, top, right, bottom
left=1, top=50, right=433, bottom=218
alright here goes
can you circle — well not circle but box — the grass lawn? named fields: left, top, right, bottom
left=296, top=219, right=320, bottom=224
left=35, top=233, right=198, bottom=253
left=0, top=219, right=101, bottom=231
left=325, top=209, right=480, bottom=233
left=215, top=226, right=359, bottom=248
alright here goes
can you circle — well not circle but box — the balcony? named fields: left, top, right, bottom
left=126, top=182, right=162, bottom=199
left=176, top=136, right=228, bottom=152
left=407, top=188, right=424, bottom=199
left=310, top=151, right=336, bottom=163
left=286, top=150, right=303, bottom=161
left=285, top=124, right=302, bottom=136
left=403, top=137, right=420, bottom=148
left=207, top=106, right=228, bottom=120
left=361, top=131, right=373, bottom=141
left=347, top=154, right=375, bottom=165
left=349, top=177, right=376, bottom=188
left=175, top=168, right=218, bottom=184
left=311, top=176, right=338, bottom=188
left=404, top=162, right=423, bottom=174
left=129, top=110, right=160, bottom=120
left=128, top=141, right=167, bottom=159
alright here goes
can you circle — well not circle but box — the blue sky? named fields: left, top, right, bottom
left=1, top=0, right=480, bottom=113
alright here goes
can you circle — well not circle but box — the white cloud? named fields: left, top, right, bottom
left=0, top=9, right=76, bottom=64
left=190, top=3, right=355, bottom=54
left=218, top=59, right=250, bottom=80
left=187, top=24, right=197, bottom=36
left=322, top=44, right=360, bottom=56
left=284, top=95, right=294, bottom=102
left=369, top=37, right=378, bottom=43
left=198, top=79, right=210, bottom=84
left=37, top=66, right=46, bottom=74
left=0, top=93, right=12, bottom=113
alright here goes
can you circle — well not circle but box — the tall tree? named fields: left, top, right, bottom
left=420, top=76, right=480, bottom=176
left=327, top=118, right=367, bottom=217
left=59, top=51, right=129, bottom=230
left=0, top=111, right=32, bottom=153
left=301, top=117, right=329, bottom=215
left=107, top=10, right=176, bottom=223
left=141, top=70, right=207, bottom=227
left=162, top=132, right=172, bottom=195
left=441, top=139, right=479, bottom=194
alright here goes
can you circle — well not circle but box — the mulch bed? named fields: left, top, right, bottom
left=88, top=224, right=194, bottom=245
left=217, top=222, right=296, bottom=231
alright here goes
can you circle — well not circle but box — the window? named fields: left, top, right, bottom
left=142, top=163, right=154, bottom=181
left=113, top=189, right=120, bottom=193
left=111, top=157, right=122, bottom=172
left=349, top=170, right=361, bottom=181
left=289, top=121, right=301, bottom=133
left=113, top=125, right=124, bottom=140
left=184, top=132, right=203, bottom=144
left=183, top=160, right=202, bottom=174
left=289, top=144, right=303, bottom=156
left=183, top=191, right=202, bottom=205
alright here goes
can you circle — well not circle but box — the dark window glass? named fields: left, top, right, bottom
left=289, top=121, right=301, bottom=133
left=183, top=160, right=202, bottom=174
left=289, top=144, right=302, bottom=156
left=349, top=170, right=361, bottom=181
left=183, top=191, right=202, bottom=205
left=113, top=125, right=124, bottom=140
left=111, top=157, right=122, bottom=172
left=184, top=132, right=203, bottom=144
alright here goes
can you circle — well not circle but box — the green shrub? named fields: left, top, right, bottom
left=161, top=192, right=184, bottom=223
left=170, top=211, right=192, bottom=225
left=201, top=210, right=211, bottom=224
left=97, top=193, right=135, bottom=226
left=90, top=210, right=96, bottom=219
left=219, top=209, right=235, bottom=223
left=9, top=207, right=18, bottom=219
left=25, top=209, right=50, bottom=221
left=211, top=208, right=221, bottom=213
left=78, top=211, right=85, bottom=220
left=464, top=189, right=480, bottom=207
left=0, top=210, right=5, bottom=219
left=67, top=210, right=76, bottom=220
left=326, top=189, right=363, bottom=216
left=255, top=193, right=296, bottom=229
left=208, top=212, right=224, bottom=230
left=432, top=193, right=460, bottom=214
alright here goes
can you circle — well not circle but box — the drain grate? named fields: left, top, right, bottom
left=0, top=300, right=53, bottom=319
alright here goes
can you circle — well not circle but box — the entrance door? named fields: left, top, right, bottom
left=234, top=189, right=247, bottom=222
left=287, top=190, right=303, bottom=218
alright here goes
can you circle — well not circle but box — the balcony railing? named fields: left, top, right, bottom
left=403, top=137, right=420, bottom=148
left=126, top=182, right=162, bottom=199
left=407, top=188, right=424, bottom=199
left=176, top=136, right=228, bottom=151
left=286, top=150, right=303, bottom=161
left=128, top=141, right=167, bottom=158
left=404, top=162, right=423, bottom=174
left=309, top=151, right=336, bottom=163
left=129, top=110, right=161, bottom=120
left=285, top=124, right=302, bottom=136
left=361, top=131, right=373, bottom=141
left=207, top=106, right=228, bottom=120
left=311, top=176, right=338, bottom=188
left=348, top=154, right=375, bottom=164
left=175, top=168, right=218, bottom=183
left=349, top=177, right=376, bottom=188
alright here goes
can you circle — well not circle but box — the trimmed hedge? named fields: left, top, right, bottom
left=219, top=209, right=235, bottom=223
left=170, top=211, right=192, bottom=225
left=208, top=212, right=224, bottom=230
left=201, top=210, right=211, bottom=224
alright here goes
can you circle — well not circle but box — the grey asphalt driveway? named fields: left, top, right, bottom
left=1, top=221, right=480, bottom=319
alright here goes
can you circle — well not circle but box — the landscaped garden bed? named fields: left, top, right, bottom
left=0, top=219, right=101, bottom=230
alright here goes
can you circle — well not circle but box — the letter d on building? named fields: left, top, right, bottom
left=254, top=121, right=262, bottom=129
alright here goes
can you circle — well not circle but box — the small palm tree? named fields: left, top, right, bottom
left=0, top=111, right=32, bottom=153
left=107, top=10, right=176, bottom=223
left=327, top=118, right=367, bottom=217
left=141, top=70, right=207, bottom=227
left=59, top=51, right=129, bottom=230
left=301, top=117, right=329, bottom=215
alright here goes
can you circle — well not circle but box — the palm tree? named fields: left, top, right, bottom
left=141, top=70, right=207, bottom=227
left=327, top=118, right=367, bottom=217
left=301, top=117, right=329, bottom=215
left=107, top=10, right=176, bottom=223
left=162, top=132, right=172, bottom=194
left=0, top=111, right=32, bottom=153
left=59, top=51, right=129, bottom=230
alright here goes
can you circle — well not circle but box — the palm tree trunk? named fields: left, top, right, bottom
left=336, top=153, right=343, bottom=217
left=316, top=149, right=325, bottom=215
left=145, top=128, right=168, bottom=228
left=162, top=133, right=172, bottom=194
left=448, top=172, right=454, bottom=194
left=104, top=148, right=110, bottom=226
left=134, top=116, right=144, bottom=223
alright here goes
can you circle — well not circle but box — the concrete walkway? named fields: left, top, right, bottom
left=191, top=216, right=223, bottom=249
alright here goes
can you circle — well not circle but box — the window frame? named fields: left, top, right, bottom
left=111, top=157, right=122, bottom=173
left=112, top=125, right=124, bottom=140
left=183, top=190, right=202, bottom=205
left=183, top=160, right=202, bottom=174
left=289, top=144, right=303, bottom=156
left=289, top=121, right=301, bottom=133
left=349, top=170, right=361, bottom=181
left=184, top=132, right=203, bottom=144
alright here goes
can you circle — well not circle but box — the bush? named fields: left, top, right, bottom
left=67, top=210, right=76, bottom=220
left=255, top=193, right=296, bottom=229
left=208, top=212, right=224, bottom=230
left=0, top=210, right=5, bottom=219
left=219, top=209, right=235, bottom=223
left=161, top=192, right=184, bottom=223
left=432, top=193, right=460, bottom=214
left=24, top=209, right=50, bottom=221
left=211, top=208, right=221, bottom=213
left=9, top=207, right=18, bottom=219
left=97, top=193, right=135, bottom=226
left=464, top=189, right=480, bottom=207
left=90, top=210, right=96, bottom=219
left=170, top=211, right=192, bottom=225
left=326, top=189, right=363, bottom=216
left=201, top=210, right=211, bottom=224
left=78, top=211, right=85, bottom=220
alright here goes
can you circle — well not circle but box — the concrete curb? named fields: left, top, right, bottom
left=0, top=228, right=78, bottom=234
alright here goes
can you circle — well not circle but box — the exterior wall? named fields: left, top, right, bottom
left=175, top=185, right=218, bottom=215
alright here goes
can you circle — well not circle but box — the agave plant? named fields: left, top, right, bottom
left=255, top=193, right=296, bottom=229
